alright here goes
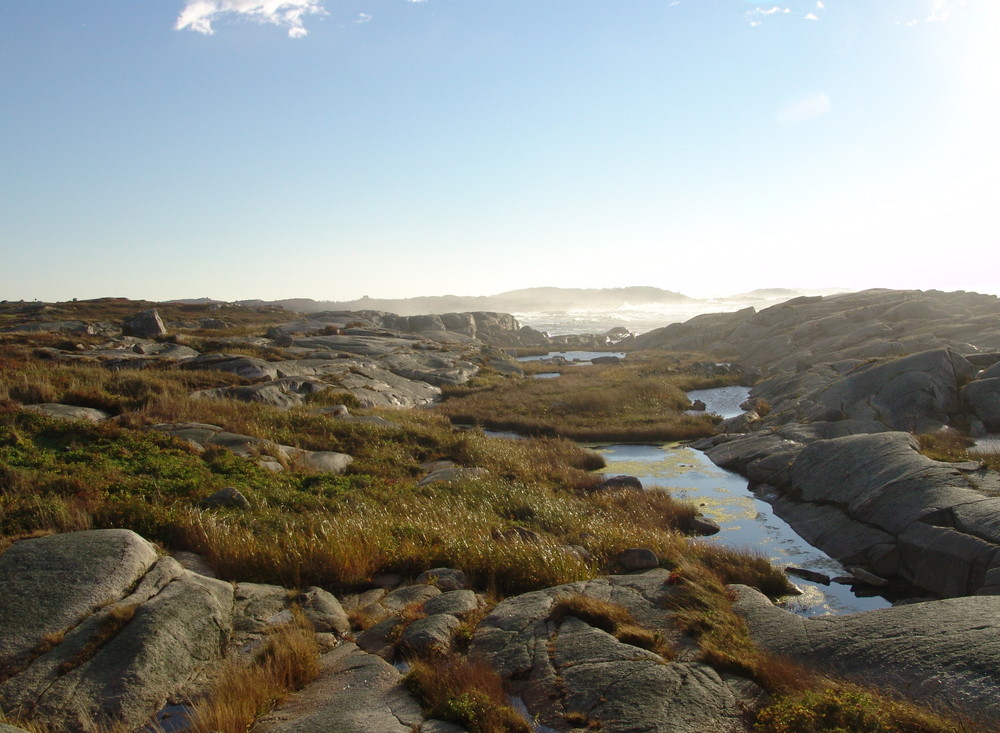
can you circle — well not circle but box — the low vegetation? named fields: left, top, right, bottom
left=918, top=430, right=1000, bottom=473
left=665, top=555, right=966, bottom=733
left=436, top=352, right=732, bottom=442
left=405, top=655, right=531, bottom=733
left=754, top=684, right=967, bottom=733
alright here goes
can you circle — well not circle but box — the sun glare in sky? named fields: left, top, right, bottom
left=1, top=1, right=997, bottom=302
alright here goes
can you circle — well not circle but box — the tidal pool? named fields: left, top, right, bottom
left=596, top=442, right=892, bottom=616
left=517, top=350, right=625, bottom=364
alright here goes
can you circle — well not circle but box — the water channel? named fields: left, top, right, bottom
left=595, top=385, right=892, bottom=616
left=511, top=355, right=892, bottom=616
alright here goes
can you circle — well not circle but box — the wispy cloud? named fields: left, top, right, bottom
left=776, top=92, right=831, bottom=126
left=174, top=0, right=327, bottom=38
left=745, top=5, right=791, bottom=26
left=749, top=6, right=792, bottom=16
left=354, top=12, right=372, bottom=23
left=804, top=12, right=819, bottom=20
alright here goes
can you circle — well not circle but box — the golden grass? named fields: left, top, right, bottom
left=187, top=613, right=320, bottom=733
left=405, top=654, right=532, bottom=733
left=436, top=353, right=724, bottom=442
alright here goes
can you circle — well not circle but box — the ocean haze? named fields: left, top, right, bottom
left=194, top=286, right=850, bottom=336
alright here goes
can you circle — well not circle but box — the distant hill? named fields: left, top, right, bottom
left=229, top=286, right=694, bottom=316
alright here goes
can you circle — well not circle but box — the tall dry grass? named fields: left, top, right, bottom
left=436, top=355, right=723, bottom=442
left=187, top=613, right=320, bottom=733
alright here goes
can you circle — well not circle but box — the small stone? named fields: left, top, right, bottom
left=846, top=566, right=890, bottom=588
left=594, top=475, right=644, bottom=492
left=690, top=516, right=722, bottom=536
left=784, top=567, right=831, bottom=585
left=202, top=487, right=250, bottom=510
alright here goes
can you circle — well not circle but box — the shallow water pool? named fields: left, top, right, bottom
left=595, top=441, right=892, bottom=616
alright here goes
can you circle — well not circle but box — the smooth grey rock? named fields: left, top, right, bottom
left=172, top=551, right=217, bottom=578
left=0, top=530, right=158, bottom=669
left=203, top=486, right=250, bottom=510
left=0, top=538, right=233, bottom=733
left=422, top=590, right=481, bottom=618
left=233, top=583, right=292, bottom=633
left=472, top=571, right=745, bottom=732
left=380, top=584, right=442, bottom=612
left=296, top=450, right=353, bottom=475
left=253, top=643, right=424, bottom=733
left=690, top=516, right=722, bottom=536
left=355, top=617, right=402, bottom=660
left=732, top=585, right=1000, bottom=728
left=299, top=587, right=350, bottom=635
left=400, top=613, right=462, bottom=657
left=22, top=404, right=110, bottom=422
left=964, top=378, right=1000, bottom=431
left=594, top=475, right=643, bottom=492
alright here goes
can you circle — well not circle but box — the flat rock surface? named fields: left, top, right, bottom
left=253, top=643, right=426, bottom=733
left=732, top=585, right=1000, bottom=727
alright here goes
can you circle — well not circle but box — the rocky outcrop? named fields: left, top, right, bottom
left=702, top=427, right=1000, bottom=597
left=0, top=530, right=232, bottom=732
left=633, top=289, right=1000, bottom=371
left=472, top=570, right=751, bottom=732
left=732, top=585, right=1000, bottom=728
left=755, top=348, right=978, bottom=433
left=0, top=530, right=381, bottom=733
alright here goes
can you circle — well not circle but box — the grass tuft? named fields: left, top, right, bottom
left=405, top=654, right=532, bottom=733
left=187, top=612, right=320, bottom=733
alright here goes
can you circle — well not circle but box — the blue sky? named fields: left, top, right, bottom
left=2, top=1, right=997, bottom=302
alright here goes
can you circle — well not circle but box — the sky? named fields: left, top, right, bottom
left=1, top=0, right=998, bottom=302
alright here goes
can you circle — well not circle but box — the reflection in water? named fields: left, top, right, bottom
left=596, top=442, right=892, bottom=616
left=517, top=350, right=625, bottom=364
left=686, top=385, right=751, bottom=419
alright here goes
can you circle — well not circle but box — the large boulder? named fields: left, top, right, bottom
left=963, top=377, right=1000, bottom=431
left=122, top=309, right=167, bottom=338
left=0, top=531, right=234, bottom=733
